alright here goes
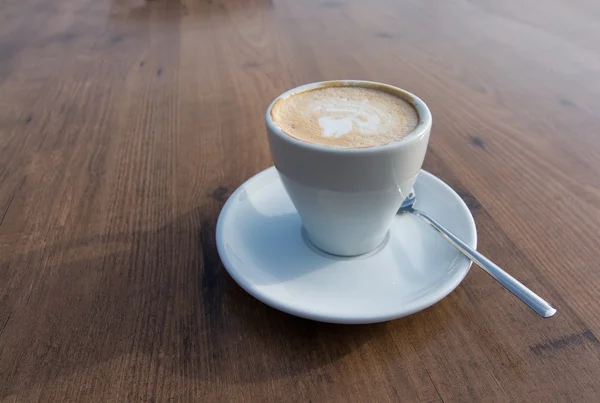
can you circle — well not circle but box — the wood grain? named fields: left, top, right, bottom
left=1, top=0, right=600, bottom=401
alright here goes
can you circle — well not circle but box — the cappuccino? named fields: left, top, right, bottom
left=270, top=84, right=419, bottom=148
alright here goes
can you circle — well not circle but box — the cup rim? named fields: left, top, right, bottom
left=265, top=80, right=432, bottom=154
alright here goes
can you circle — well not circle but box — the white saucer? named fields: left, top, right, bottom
left=216, top=167, right=477, bottom=324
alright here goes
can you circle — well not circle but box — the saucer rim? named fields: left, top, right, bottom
left=216, top=167, right=477, bottom=324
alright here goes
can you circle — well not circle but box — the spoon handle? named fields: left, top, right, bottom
left=411, top=209, right=557, bottom=318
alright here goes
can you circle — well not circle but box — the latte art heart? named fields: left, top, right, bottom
left=313, top=101, right=389, bottom=138
left=271, top=85, right=418, bottom=148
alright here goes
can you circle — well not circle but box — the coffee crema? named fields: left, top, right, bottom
left=270, top=85, right=419, bottom=148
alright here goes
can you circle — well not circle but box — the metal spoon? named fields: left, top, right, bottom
left=398, top=192, right=557, bottom=318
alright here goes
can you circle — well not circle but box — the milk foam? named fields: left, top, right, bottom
left=271, top=85, right=419, bottom=148
left=313, top=100, right=388, bottom=138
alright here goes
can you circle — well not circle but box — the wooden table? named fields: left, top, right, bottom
left=1, top=0, right=599, bottom=401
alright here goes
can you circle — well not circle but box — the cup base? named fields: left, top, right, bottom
left=301, top=227, right=390, bottom=260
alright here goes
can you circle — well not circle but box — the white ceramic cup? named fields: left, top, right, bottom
left=266, top=80, right=432, bottom=256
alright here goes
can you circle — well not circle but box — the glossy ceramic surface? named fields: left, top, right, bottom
left=216, top=167, right=477, bottom=324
